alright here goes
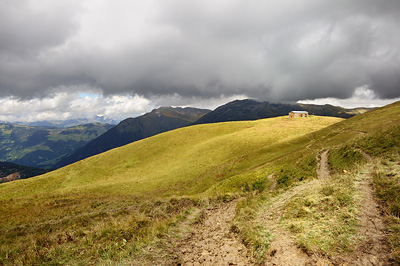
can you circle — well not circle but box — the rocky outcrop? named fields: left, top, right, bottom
left=0, top=172, right=21, bottom=183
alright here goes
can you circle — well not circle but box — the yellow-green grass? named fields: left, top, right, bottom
left=1, top=101, right=400, bottom=265
left=0, top=116, right=342, bottom=265
left=0, top=116, right=342, bottom=200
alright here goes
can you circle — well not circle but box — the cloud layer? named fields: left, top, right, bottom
left=298, top=86, right=400, bottom=109
left=0, top=0, right=400, bottom=116
left=0, top=91, right=246, bottom=122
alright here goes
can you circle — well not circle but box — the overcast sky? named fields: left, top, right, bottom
left=1, top=0, right=400, bottom=122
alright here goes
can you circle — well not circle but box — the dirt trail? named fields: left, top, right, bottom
left=334, top=167, right=392, bottom=265
left=174, top=200, right=253, bottom=266
left=317, top=149, right=330, bottom=179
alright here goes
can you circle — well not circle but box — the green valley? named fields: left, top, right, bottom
left=0, top=123, right=114, bottom=169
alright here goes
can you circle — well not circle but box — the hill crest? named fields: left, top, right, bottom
left=55, top=106, right=210, bottom=168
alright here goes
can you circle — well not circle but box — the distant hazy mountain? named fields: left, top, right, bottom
left=0, top=162, right=47, bottom=183
left=12, top=116, right=118, bottom=128
left=55, top=107, right=210, bottom=168
left=193, top=99, right=372, bottom=124
left=0, top=123, right=114, bottom=169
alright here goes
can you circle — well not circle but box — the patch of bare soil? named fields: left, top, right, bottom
left=263, top=229, right=316, bottom=266
left=317, top=149, right=330, bottom=180
left=173, top=200, right=254, bottom=266
left=333, top=168, right=393, bottom=266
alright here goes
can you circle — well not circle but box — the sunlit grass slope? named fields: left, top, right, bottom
left=0, top=115, right=344, bottom=265
left=0, top=116, right=341, bottom=200
left=1, top=101, right=400, bottom=265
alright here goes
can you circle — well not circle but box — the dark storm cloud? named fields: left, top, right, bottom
left=0, top=0, right=400, bottom=102
left=0, top=1, right=80, bottom=56
left=0, top=0, right=82, bottom=97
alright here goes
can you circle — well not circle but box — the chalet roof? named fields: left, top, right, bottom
left=290, top=111, right=308, bottom=114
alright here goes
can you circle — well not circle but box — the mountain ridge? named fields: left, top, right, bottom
left=193, top=99, right=372, bottom=124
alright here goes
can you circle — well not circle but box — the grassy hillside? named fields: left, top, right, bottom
left=1, top=116, right=340, bottom=199
left=55, top=107, right=210, bottom=168
left=0, top=123, right=114, bottom=168
left=0, top=101, right=399, bottom=265
left=0, top=115, right=340, bottom=265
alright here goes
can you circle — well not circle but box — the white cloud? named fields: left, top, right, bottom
left=0, top=91, right=154, bottom=123
left=0, top=84, right=398, bottom=124
left=0, top=88, right=248, bottom=123
left=297, top=86, right=400, bottom=108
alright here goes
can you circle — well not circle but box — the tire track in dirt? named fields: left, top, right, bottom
left=174, top=200, right=254, bottom=266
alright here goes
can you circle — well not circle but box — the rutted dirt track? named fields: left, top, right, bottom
left=174, top=200, right=254, bottom=266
